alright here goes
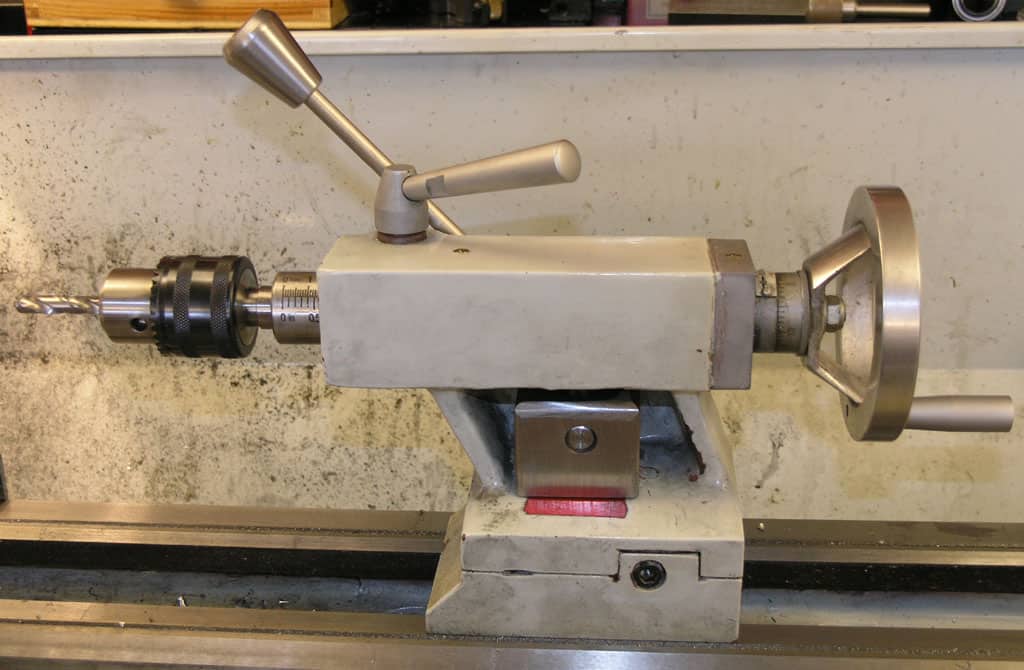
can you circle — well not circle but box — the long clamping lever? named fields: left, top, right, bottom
left=223, top=10, right=464, bottom=236
left=223, top=10, right=581, bottom=241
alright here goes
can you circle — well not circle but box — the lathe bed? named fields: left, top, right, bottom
left=1, top=499, right=1023, bottom=668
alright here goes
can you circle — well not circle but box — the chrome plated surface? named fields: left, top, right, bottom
left=97, top=268, right=158, bottom=342
left=401, top=140, right=581, bottom=201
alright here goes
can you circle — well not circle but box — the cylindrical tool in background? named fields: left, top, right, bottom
left=669, top=0, right=930, bottom=22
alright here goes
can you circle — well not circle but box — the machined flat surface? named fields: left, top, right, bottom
left=746, top=517, right=1024, bottom=565
left=2, top=506, right=1024, bottom=665
left=319, top=234, right=715, bottom=390
left=3, top=599, right=1024, bottom=669
left=0, top=500, right=447, bottom=552
left=5, top=502, right=1024, bottom=564
left=7, top=504, right=1023, bottom=595
left=743, top=518, right=1024, bottom=593
left=5, top=501, right=1024, bottom=565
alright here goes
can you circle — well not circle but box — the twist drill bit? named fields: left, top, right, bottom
left=16, top=295, right=100, bottom=316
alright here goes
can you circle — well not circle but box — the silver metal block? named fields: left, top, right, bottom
left=514, top=395, right=640, bottom=498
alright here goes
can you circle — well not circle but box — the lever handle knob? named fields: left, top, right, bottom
left=905, top=395, right=1015, bottom=432
left=223, top=9, right=321, bottom=107
left=402, top=141, right=581, bottom=201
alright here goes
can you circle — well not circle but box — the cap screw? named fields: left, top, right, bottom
left=631, top=560, right=666, bottom=590
left=565, top=425, right=597, bottom=453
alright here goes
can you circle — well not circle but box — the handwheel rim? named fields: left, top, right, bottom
left=836, top=186, right=922, bottom=441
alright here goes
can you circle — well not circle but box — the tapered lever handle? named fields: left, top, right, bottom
left=222, top=9, right=321, bottom=108
left=402, top=141, right=581, bottom=201
left=905, top=396, right=1015, bottom=432
left=223, top=9, right=463, bottom=236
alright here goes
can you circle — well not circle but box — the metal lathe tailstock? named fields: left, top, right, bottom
left=4, top=9, right=1023, bottom=668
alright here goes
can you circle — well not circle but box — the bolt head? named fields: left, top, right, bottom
left=564, top=425, right=597, bottom=453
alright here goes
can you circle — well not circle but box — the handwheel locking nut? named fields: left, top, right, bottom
left=825, top=294, right=846, bottom=332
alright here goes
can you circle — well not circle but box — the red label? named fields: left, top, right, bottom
left=524, top=498, right=628, bottom=518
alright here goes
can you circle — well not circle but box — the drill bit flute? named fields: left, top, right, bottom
left=16, top=296, right=100, bottom=316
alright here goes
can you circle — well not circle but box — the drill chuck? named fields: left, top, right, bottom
left=152, top=255, right=259, bottom=358
left=17, top=255, right=319, bottom=358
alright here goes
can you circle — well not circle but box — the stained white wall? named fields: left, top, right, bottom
left=0, top=37, right=1020, bottom=519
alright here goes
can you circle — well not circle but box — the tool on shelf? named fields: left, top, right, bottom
left=668, top=0, right=930, bottom=22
